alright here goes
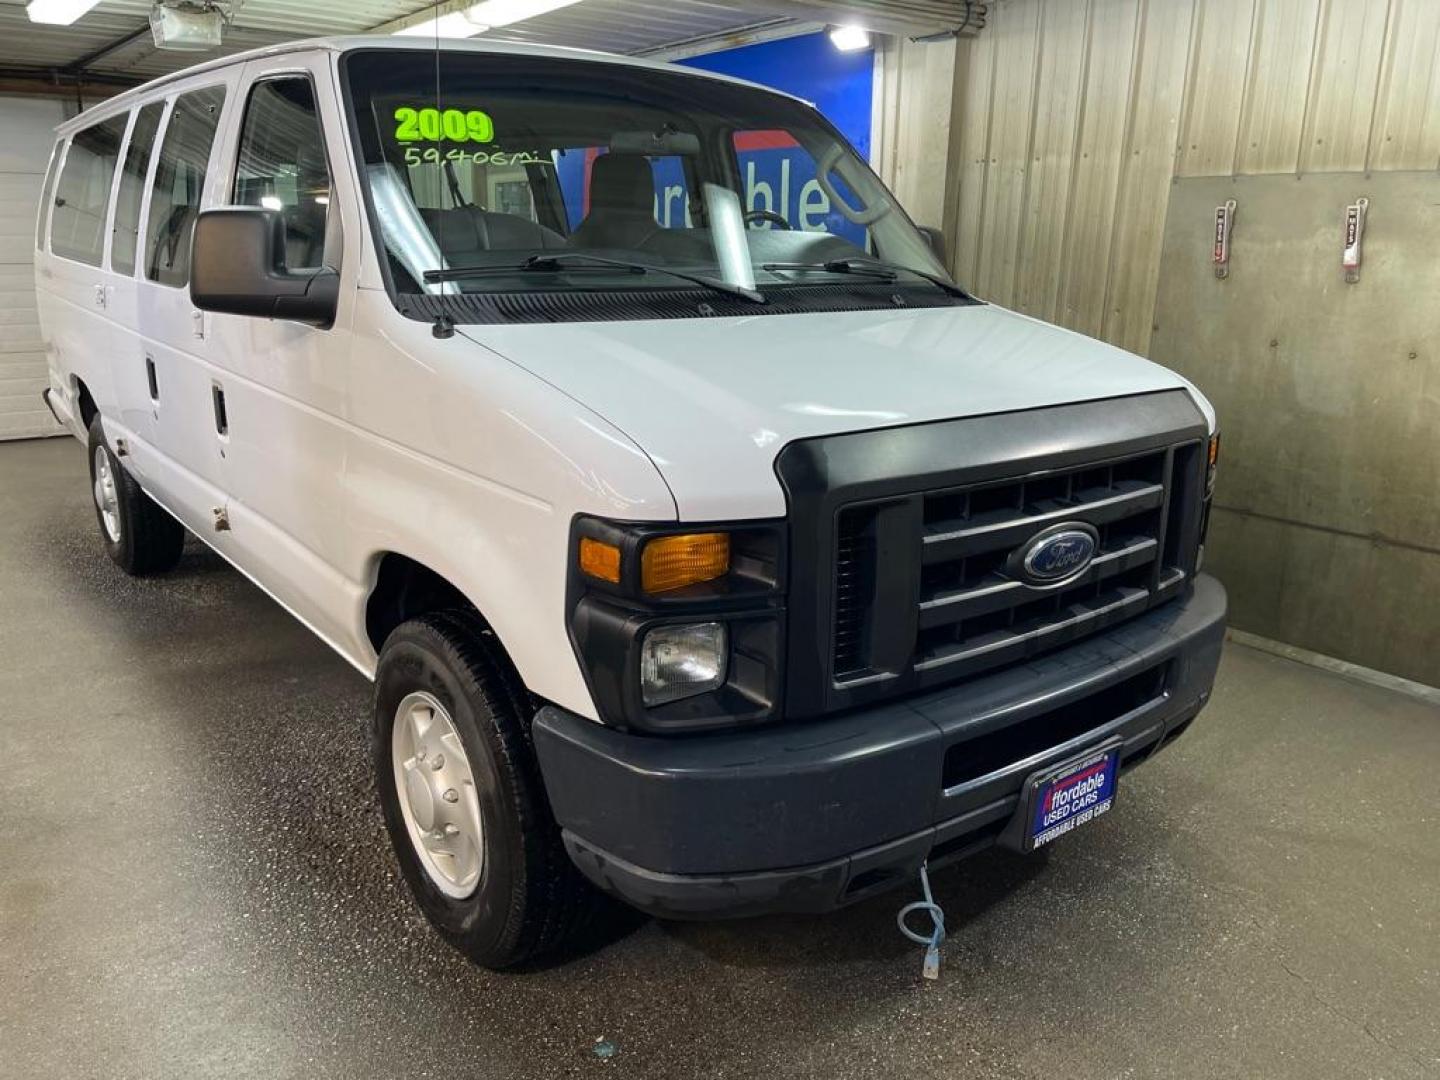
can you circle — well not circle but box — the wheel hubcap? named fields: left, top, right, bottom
left=391, top=691, right=484, bottom=899
left=92, top=445, right=121, bottom=543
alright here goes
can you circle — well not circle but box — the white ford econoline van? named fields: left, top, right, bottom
left=35, top=36, right=1226, bottom=969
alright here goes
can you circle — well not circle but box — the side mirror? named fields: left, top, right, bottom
left=190, top=207, right=338, bottom=328
left=918, top=225, right=948, bottom=266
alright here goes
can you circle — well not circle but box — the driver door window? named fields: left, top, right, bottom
left=233, top=76, right=332, bottom=270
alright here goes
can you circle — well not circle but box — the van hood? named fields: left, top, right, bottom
left=461, top=303, right=1210, bottom=520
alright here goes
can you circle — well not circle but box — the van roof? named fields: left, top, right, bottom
left=56, top=35, right=810, bottom=135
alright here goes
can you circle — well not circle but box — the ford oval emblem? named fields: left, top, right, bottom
left=1016, top=523, right=1099, bottom=585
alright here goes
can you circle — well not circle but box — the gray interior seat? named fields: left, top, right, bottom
left=568, top=155, right=662, bottom=251
left=422, top=205, right=567, bottom=257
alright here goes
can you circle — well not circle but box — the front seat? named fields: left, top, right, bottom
left=420, top=205, right=567, bottom=258
left=568, top=154, right=662, bottom=251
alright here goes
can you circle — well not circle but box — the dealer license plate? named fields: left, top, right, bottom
left=1023, top=742, right=1120, bottom=851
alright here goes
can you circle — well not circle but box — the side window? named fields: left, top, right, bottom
left=731, top=129, right=867, bottom=246
left=233, top=76, right=331, bottom=270
left=111, top=103, right=164, bottom=277
left=35, top=140, right=63, bottom=250
left=145, top=86, right=226, bottom=287
left=50, top=114, right=128, bottom=266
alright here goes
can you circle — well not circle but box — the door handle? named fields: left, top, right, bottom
left=94, top=285, right=107, bottom=309
left=211, top=383, right=228, bottom=437
left=145, top=354, right=159, bottom=402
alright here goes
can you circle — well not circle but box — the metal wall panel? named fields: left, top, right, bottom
left=1100, top=0, right=1195, bottom=355
left=1234, top=0, right=1321, bottom=174
left=1299, top=0, right=1392, bottom=172
left=1009, top=0, right=1089, bottom=321
left=874, top=36, right=959, bottom=229
left=913, top=0, right=1440, bottom=680
left=1370, top=0, right=1440, bottom=171
left=1175, top=0, right=1256, bottom=177
left=939, top=0, right=1440, bottom=352
left=1054, top=0, right=1141, bottom=338
left=971, top=0, right=1041, bottom=302
left=949, top=28, right=998, bottom=286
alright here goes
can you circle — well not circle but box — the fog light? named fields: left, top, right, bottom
left=640, top=622, right=727, bottom=706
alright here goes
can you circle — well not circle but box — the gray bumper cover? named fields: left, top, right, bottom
left=534, top=574, right=1227, bottom=919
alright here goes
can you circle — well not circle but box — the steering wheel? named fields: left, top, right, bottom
left=744, top=208, right=794, bottom=231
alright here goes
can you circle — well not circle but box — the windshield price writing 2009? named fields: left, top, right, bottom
left=393, top=106, right=495, bottom=144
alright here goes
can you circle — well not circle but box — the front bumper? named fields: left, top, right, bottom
left=534, top=574, right=1227, bottom=920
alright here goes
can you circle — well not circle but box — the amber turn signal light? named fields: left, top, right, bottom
left=641, top=533, right=730, bottom=594
left=578, top=537, right=622, bottom=583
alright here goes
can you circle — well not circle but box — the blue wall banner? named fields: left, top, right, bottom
left=680, top=32, right=875, bottom=161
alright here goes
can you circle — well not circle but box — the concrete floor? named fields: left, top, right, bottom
left=1, top=436, right=1437, bottom=1080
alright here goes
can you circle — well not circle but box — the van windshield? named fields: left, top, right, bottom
left=342, top=49, right=956, bottom=316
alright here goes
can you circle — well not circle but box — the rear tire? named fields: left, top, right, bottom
left=87, top=415, right=185, bottom=576
left=373, top=610, right=603, bottom=969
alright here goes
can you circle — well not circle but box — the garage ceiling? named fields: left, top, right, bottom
left=0, top=0, right=983, bottom=87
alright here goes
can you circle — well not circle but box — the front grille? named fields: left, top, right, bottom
left=833, top=507, right=878, bottom=676
left=830, top=441, right=1203, bottom=692
left=776, top=390, right=1210, bottom=718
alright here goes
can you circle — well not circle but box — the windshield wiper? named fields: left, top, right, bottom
left=761, top=258, right=973, bottom=300
left=423, top=253, right=765, bottom=304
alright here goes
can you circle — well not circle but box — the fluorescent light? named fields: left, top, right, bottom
left=392, top=0, right=582, bottom=36
left=465, top=0, right=582, bottom=27
left=394, top=11, right=487, bottom=37
left=829, top=25, right=872, bottom=51
left=260, top=195, right=284, bottom=211
left=26, top=0, right=100, bottom=25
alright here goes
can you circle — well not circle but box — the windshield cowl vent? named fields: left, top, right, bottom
left=400, top=284, right=975, bottom=326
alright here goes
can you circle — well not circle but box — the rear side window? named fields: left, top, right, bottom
left=50, top=113, right=128, bottom=266
left=145, top=86, right=226, bottom=287
left=233, top=77, right=331, bottom=271
left=35, top=141, right=63, bottom=249
left=111, top=102, right=164, bottom=277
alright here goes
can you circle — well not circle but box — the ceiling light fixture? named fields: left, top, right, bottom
left=26, top=0, right=101, bottom=26
left=392, top=0, right=583, bottom=37
left=829, top=25, right=872, bottom=51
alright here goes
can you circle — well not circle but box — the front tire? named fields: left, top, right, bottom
left=87, top=415, right=185, bottom=576
left=374, top=611, right=602, bottom=969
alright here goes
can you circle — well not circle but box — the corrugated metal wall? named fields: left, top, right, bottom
left=921, top=0, right=1440, bottom=684
left=944, top=0, right=1440, bottom=356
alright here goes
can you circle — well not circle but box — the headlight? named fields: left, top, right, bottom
left=640, top=622, right=728, bottom=705
left=567, top=516, right=785, bottom=732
